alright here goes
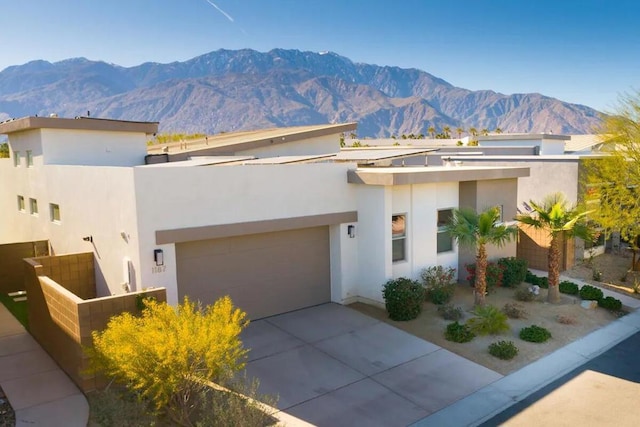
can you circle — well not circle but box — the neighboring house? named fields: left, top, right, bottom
left=0, top=116, right=527, bottom=319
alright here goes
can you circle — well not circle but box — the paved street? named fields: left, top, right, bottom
left=481, top=331, right=640, bottom=426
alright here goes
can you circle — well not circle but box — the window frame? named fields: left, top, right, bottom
left=29, top=198, right=38, bottom=215
left=437, top=208, right=454, bottom=253
left=13, top=151, right=20, bottom=167
left=50, top=203, right=61, bottom=223
left=392, top=213, right=407, bottom=262
left=26, top=150, right=33, bottom=167
left=17, top=195, right=25, bottom=212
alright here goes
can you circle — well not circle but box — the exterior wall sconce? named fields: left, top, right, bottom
left=154, top=249, right=164, bottom=266
left=347, top=225, right=356, bottom=238
left=82, top=235, right=93, bottom=243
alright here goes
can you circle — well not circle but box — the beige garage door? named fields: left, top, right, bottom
left=176, top=226, right=331, bottom=319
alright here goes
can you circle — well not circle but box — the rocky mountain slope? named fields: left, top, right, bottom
left=0, top=49, right=602, bottom=136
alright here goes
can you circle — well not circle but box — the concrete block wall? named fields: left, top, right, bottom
left=24, top=253, right=166, bottom=392
left=0, top=240, right=49, bottom=293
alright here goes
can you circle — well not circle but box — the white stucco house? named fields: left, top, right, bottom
left=0, top=116, right=529, bottom=319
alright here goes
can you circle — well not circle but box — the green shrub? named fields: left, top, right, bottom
left=519, top=325, right=552, bottom=343
left=498, top=257, right=528, bottom=288
left=421, top=266, right=456, bottom=305
left=514, top=285, right=537, bottom=302
left=502, top=302, right=527, bottom=319
left=579, top=284, right=604, bottom=301
left=524, top=271, right=549, bottom=289
left=488, top=340, right=519, bottom=360
left=437, top=304, right=464, bottom=321
left=466, top=305, right=510, bottom=336
left=559, top=281, right=580, bottom=295
left=382, top=277, right=425, bottom=321
left=444, top=321, right=475, bottom=343
left=466, top=262, right=504, bottom=293
left=592, top=269, right=603, bottom=281
left=598, top=296, right=622, bottom=311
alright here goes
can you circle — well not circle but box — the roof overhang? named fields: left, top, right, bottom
left=348, top=166, right=530, bottom=185
left=477, top=133, right=570, bottom=142
left=0, top=116, right=159, bottom=135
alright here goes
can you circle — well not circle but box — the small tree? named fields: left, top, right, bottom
left=516, top=193, right=593, bottom=303
left=89, top=296, right=248, bottom=426
left=446, top=207, right=517, bottom=305
left=428, top=126, right=436, bottom=138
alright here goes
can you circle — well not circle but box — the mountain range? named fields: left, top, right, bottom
left=0, top=48, right=603, bottom=137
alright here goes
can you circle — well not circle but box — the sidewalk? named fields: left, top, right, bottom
left=0, top=304, right=88, bottom=427
left=412, top=275, right=640, bottom=427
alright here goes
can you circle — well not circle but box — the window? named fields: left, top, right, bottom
left=26, top=150, right=33, bottom=167
left=13, top=151, right=20, bottom=167
left=29, top=198, right=38, bottom=215
left=437, top=209, right=453, bottom=253
left=392, top=214, right=407, bottom=262
left=50, top=203, right=61, bottom=222
left=17, top=195, right=25, bottom=212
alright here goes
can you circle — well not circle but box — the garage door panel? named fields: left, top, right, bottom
left=176, top=226, right=330, bottom=319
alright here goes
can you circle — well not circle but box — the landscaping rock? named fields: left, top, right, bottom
left=581, top=300, right=598, bottom=310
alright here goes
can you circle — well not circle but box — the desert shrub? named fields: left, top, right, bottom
left=465, top=262, right=504, bottom=293
left=88, top=387, right=158, bottom=427
left=557, top=314, right=577, bottom=325
left=488, top=340, right=519, bottom=360
left=559, top=280, right=580, bottom=295
left=421, top=266, right=456, bottom=305
left=598, top=296, right=622, bottom=311
left=579, top=284, right=604, bottom=301
left=437, top=304, right=464, bottom=321
left=592, top=268, right=603, bottom=281
left=466, top=305, right=510, bottom=336
left=444, top=321, right=475, bottom=343
left=498, top=257, right=528, bottom=288
left=89, top=296, right=249, bottom=426
left=382, top=277, right=425, bottom=321
left=502, top=302, right=527, bottom=319
left=514, top=285, right=537, bottom=302
left=519, top=325, right=552, bottom=343
left=524, top=271, right=549, bottom=289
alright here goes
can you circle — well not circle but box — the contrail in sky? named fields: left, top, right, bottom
left=204, top=0, right=234, bottom=22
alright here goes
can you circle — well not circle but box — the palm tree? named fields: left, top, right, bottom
left=447, top=207, right=518, bottom=306
left=495, top=127, right=503, bottom=134
left=481, top=128, right=489, bottom=136
left=456, top=127, right=464, bottom=139
left=428, top=126, right=436, bottom=139
left=469, top=127, right=478, bottom=137
left=443, top=126, right=451, bottom=138
left=516, top=192, right=593, bottom=303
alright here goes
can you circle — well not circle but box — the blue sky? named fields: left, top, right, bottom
left=1, top=0, right=638, bottom=112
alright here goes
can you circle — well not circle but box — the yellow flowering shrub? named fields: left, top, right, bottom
left=90, top=296, right=248, bottom=423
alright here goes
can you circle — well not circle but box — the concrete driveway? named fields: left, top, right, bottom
left=242, top=303, right=502, bottom=426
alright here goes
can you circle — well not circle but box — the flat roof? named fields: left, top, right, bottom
left=225, top=154, right=336, bottom=165
left=333, top=148, right=436, bottom=164
left=477, top=133, right=570, bottom=141
left=448, top=154, right=607, bottom=161
left=565, top=134, right=605, bottom=152
left=148, top=122, right=357, bottom=157
left=139, top=156, right=255, bottom=168
left=0, top=116, right=159, bottom=135
left=348, top=165, right=530, bottom=185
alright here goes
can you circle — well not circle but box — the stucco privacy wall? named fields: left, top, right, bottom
left=29, top=165, right=140, bottom=296
left=133, top=163, right=358, bottom=304
left=40, top=128, right=148, bottom=166
left=0, top=240, right=49, bottom=293
left=24, top=253, right=166, bottom=392
left=352, top=182, right=459, bottom=305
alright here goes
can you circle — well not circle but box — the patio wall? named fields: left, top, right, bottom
left=517, top=225, right=575, bottom=271
left=24, top=253, right=166, bottom=392
left=0, top=240, right=49, bottom=293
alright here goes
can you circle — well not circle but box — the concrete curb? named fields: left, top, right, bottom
left=411, top=280, right=640, bottom=427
